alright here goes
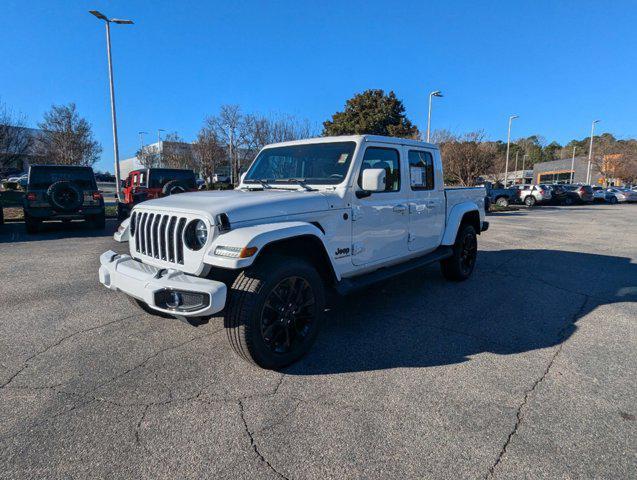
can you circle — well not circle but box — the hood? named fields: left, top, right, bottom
left=135, top=189, right=336, bottom=224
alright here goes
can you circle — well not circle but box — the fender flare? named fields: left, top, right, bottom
left=441, top=202, right=480, bottom=245
left=114, top=217, right=130, bottom=243
left=204, top=221, right=339, bottom=278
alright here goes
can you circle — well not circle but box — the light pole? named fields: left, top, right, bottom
left=89, top=10, right=133, bottom=202
left=157, top=128, right=165, bottom=165
left=426, top=90, right=443, bottom=142
left=570, top=146, right=576, bottom=184
left=514, top=151, right=519, bottom=184
left=504, top=115, right=519, bottom=187
left=138, top=131, right=148, bottom=167
left=586, top=120, right=600, bottom=185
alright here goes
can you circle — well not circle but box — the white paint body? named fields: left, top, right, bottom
left=100, top=135, right=486, bottom=316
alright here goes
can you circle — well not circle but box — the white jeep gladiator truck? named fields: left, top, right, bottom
left=99, top=135, right=488, bottom=369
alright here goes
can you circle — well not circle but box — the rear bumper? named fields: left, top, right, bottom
left=98, top=250, right=226, bottom=317
left=25, top=206, right=104, bottom=219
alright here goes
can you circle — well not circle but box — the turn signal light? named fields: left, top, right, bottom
left=26, top=192, right=37, bottom=201
left=239, top=246, right=258, bottom=258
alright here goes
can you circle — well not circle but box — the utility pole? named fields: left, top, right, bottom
left=514, top=151, right=519, bottom=184
left=89, top=10, right=134, bottom=202
left=157, top=128, right=165, bottom=166
left=570, top=146, right=576, bottom=184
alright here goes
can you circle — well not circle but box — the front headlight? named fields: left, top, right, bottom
left=184, top=219, right=208, bottom=250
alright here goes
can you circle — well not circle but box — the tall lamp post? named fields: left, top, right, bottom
left=426, top=90, right=443, bottom=142
left=157, top=128, right=165, bottom=165
left=89, top=10, right=133, bottom=202
left=586, top=120, right=600, bottom=185
left=504, top=115, right=519, bottom=187
left=570, top=146, right=576, bottom=184
left=522, top=153, right=528, bottom=184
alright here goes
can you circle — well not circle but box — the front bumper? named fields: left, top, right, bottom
left=98, top=250, right=226, bottom=317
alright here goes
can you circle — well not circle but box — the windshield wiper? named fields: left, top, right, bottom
left=278, top=178, right=316, bottom=191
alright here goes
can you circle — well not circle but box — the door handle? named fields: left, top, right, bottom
left=393, top=204, right=407, bottom=214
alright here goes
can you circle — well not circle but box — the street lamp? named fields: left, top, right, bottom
left=157, top=129, right=165, bottom=165
left=586, top=120, right=600, bottom=185
left=522, top=153, right=528, bottom=184
left=504, top=115, right=519, bottom=187
left=426, top=90, right=443, bottom=142
left=570, top=146, right=576, bottom=184
left=89, top=10, right=133, bottom=201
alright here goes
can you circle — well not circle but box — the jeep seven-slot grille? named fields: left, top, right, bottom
left=133, top=212, right=187, bottom=264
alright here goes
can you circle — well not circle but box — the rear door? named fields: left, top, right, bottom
left=351, top=144, right=409, bottom=266
left=406, top=148, right=445, bottom=252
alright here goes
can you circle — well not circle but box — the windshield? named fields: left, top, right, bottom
left=244, top=142, right=356, bottom=185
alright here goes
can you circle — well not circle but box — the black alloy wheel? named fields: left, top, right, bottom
left=260, top=276, right=316, bottom=355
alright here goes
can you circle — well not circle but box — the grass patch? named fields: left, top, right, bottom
left=105, top=205, right=117, bottom=218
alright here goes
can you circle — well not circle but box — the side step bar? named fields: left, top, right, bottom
left=335, top=246, right=453, bottom=295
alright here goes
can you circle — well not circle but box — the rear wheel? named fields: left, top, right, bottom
left=441, top=224, right=478, bottom=281
left=117, top=202, right=128, bottom=220
left=224, top=255, right=325, bottom=369
left=563, top=196, right=574, bottom=206
left=89, top=212, right=106, bottom=229
left=524, top=195, right=536, bottom=207
left=609, top=196, right=618, bottom=204
left=495, top=197, right=509, bottom=207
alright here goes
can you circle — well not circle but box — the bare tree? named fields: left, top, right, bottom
left=161, top=132, right=195, bottom=170
left=205, top=105, right=246, bottom=184
left=192, top=127, right=225, bottom=187
left=36, top=103, right=102, bottom=166
left=135, top=147, right=159, bottom=168
left=0, top=101, right=34, bottom=173
left=439, top=131, right=498, bottom=186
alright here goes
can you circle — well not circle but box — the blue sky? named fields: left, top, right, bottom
left=2, top=0, right=635, bottom=172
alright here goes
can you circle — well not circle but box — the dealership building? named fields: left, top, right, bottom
left=531, top=156, right=603, bottom=185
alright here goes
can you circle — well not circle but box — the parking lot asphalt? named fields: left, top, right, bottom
left=1, top=204, right=635, bottom=479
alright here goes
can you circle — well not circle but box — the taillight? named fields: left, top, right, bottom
left=92, top=191, right=103, bottom=200
left=26, top=192, right=37, bottom=201
left=578, top=187, right=585, bottom=194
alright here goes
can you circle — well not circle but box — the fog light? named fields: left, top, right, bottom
left=165, top=291, right=182, bottom=309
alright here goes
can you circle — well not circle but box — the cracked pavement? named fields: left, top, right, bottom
left=1, top=204, right=636, bottom=479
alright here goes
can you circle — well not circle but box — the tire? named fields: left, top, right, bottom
left=563, top=196, right=573, bottom=206
left=162, top=180, right=189, bottom=196
left=0, top=207, right=4, bottom=226
left=46, top=181, right=83, bottom=212
left=224, top=255, right=325, bottom=369
left=609, top=196, right=618, bottom=205
left=440, top=224, right=478, bottom=282
left=117, top=202, right=128, bottom=220
left=25, top=213, right=40, bottom=234
left=524, top=195, right=536, bottom=207
left=89, top=212, right=106, bottom=229
left=495, top=197, right=509, bottom=207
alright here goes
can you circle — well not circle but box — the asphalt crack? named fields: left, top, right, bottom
left=0, top=314, right=135, bottom=389
left=485, top=294, right=590, bottom=479
left=238, top=399, right=290, bottom=480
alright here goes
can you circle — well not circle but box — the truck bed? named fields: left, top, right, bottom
left=444, top=186, right=486, bottom=211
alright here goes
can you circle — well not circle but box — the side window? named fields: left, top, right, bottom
left=358, top=147, right=401, bottom=192
left=139, top=172, right=145, bottom=186
left=408, top=150, right=434, bottom=190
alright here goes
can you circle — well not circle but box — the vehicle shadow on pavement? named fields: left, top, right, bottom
left=285, top=249, right=637, bottom=376
left=0, top=219, right=119, bottom=244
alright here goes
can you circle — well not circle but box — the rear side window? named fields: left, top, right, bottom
left=148, top=170, right=195, bottom=189
left=29, top=167, right=96, bottom=190
left=358, top=147, right=401, bottom=192
left=408, top=150, right=434, bottom=190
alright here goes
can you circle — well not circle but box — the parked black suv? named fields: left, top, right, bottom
left=23, top=165, right=105, bottom=234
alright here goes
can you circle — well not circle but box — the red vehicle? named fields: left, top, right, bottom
left=117, top=168, right=197, bottom=219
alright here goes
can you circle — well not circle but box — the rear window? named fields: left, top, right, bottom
left=148, top=169, right=196, bottom=189
left=29, top=166, right=96, bottom=190
left=580, top=186, right=593, bottom=193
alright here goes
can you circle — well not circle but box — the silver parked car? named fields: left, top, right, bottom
left=604, top=188, right=637, bottom=203
left=516, top=184, right=552, bottom=206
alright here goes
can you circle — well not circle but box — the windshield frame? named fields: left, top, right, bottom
left=243, top=141, right=358, bottom=187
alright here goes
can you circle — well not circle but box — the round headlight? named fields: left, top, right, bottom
left=185, top=219, right=208, bottom=250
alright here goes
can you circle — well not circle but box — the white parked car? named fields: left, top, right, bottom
left=100, top=135, right=488, bottom=368
left=605, top=188, right=637, bottom=203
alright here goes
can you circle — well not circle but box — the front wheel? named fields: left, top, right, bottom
left=441, top=224, right=478, bottom=281
left=224, top=255, right=325, bottom=369
left=609, top=196, right=618, bottom=205
left=525, top=195, right=536, bottom=207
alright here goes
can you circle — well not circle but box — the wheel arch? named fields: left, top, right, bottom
left=441, top=203, right=482, bottom=245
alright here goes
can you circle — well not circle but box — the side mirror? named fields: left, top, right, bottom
left=361, top=168, right=386, bottom=193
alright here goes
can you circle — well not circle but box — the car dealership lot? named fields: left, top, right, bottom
left=1, top=205, right=635, bottom=479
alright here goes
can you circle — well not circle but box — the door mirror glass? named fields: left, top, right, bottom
left=361, top=168, right=386, bottom=192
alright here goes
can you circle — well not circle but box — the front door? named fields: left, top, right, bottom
left=406, top=148, right=445, bottom=252
left=351, top=145, right=409, bottom=266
